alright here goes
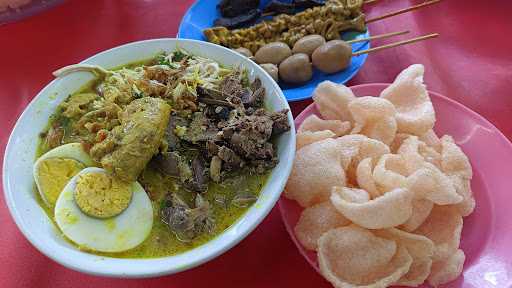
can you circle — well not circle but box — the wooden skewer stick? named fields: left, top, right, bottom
left=363, top=0, right=379, bottom=4
left=346, top=30, right=410, bottom=44
left=365, top=0, right=441, bottom=23
left=353, top=33, right=439, bottom=56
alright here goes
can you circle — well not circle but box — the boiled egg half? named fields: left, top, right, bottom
left=54, top=167, right=153, bottom=252
left=33, top=143, right=95, bottom=208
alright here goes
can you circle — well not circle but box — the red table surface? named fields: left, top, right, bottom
left=0, top=0, right=511, bottom=287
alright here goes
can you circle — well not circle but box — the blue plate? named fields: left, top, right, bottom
left=178, top=0, right=369, bottom=102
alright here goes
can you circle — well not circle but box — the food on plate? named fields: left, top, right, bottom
left=246, top=31, right=436, bottom=85
left=34, top=48, right=290, bottom=256
left=348, top=96, right=397, bottom=145
left=214, top=0, right=348, bottom=30
left=427, top=249, right=465, bottom=287
left=263, top=0, right=326, bottom=15
left=234, top=47, right=254, bottom=58
left=215, top=0, right=261, bottom=29
left=204, top=0, right=366, bottom=53
left=278, top=53, right=312, bottom=84
left=259, top=63, right=279, bottom=81
left=294, top=201, right=350, bottom=251
left=285, top=64, right=474, bottom=287
left=213, top=0, right=327, bottom=29
left=214, top=9, right=262, bottom=29
left=254, top=42, right=292, bottom=64
left=204, top=0, right=440, bottom=88
left=218, top=0, right=260, bottom=18
left=317, top=226, right=413, bottom=288
left=380, top=64, right=435, bottom=136
left=311, top=39, right=352, bottom=74
left=284, top=138, right=348, bottom=207
left=330, top=186, right=414, bottom=229
left=296, top=130, right=335, bottom=150
left=312, top=80, right=355, bottom=122
left=292, top=34, right=326, bottom=56
left=298, top=114, right=350, bottom=137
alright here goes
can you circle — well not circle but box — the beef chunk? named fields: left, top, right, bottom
left=165, top=113, right=188, bottom=150
left=151, top=152, right=181, bottom=177
left=241, top=86, right=264, bottom=107
left=220, top=70, right=248, bottom=103
left=206, top=140, right=221, bottom=157
left=210, top=156, right=222, bottom=183
left=218, top=146, right=243, bottom=169
left=222, top=113, right=274, bottom=160
left=197, top=86, right=228, bottom=100
left=187, top=155, right=209, bottom=193
left=181, top=112, right=219, bottom=143
left=161, top=194, right=214, bottom=242
left=270, top=109, right=290, bottom=136
left=250, top=157, right=279, bottom=174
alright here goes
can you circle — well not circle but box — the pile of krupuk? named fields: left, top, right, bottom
left=285, top=64, right=474, bottom=288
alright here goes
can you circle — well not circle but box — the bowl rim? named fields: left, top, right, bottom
left=3, top=38, right=296, bottom=278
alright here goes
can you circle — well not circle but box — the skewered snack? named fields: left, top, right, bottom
left=263, top=0, right=296, bottom=15
left=279, top=53, right=313, bottom=84
left=263, top=0, right=326, bottom=15
left=292, top=34, right=326, bottom=56
left=254, top=42, right=292, bottom=64
left=309, top=33, right=438, bottom=76
left=312, top=39, right=352, bottom=73
left=218, top=0, right=260, bottom=17
left=214, top=9, right=262, bottom=29
left=217, top=0, right=442, bottom=86
left=260, top=63, right=279, bottom=81
left=204, top=0, right=366, bottom=53
left=261, top=31, right=438, bottom=85
left=234, top=47, right=253, bottom=57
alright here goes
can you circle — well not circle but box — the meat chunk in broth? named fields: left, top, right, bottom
left=90, top=97, right=171, bottom=182
left=161, top=193, right=214, bottom=242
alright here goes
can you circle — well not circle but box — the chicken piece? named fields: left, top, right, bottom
left=60, top=93, right=99, bottom=119
left=90, top=97, right=171, bottom=182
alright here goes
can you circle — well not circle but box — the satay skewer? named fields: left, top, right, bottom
left=365, top=0, right=441, bottom=23
left=352, top=33, right=439, bottom=56
left=346, top=30, right=409, bottom=44
left=263, top=0, right=381, bottom=17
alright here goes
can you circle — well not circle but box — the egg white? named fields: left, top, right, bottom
left=34, top=143, right=96, bottom=206
left=35, top=142, right=95, bottom=166
left=54, top=167, right=154, bottom=253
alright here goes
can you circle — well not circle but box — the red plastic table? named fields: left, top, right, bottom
left=1, top=1, right=511, bottom=287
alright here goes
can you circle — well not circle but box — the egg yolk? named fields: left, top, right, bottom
left=74, top=172, right=133, bottom=218
left=37, top=158, right=85, bottom=207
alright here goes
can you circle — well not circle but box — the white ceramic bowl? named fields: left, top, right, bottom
left=3, top=38, right=296, bottom=278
